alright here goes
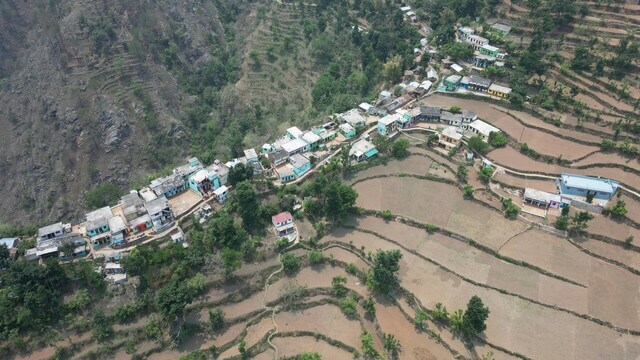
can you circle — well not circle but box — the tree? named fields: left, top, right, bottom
left=391, top=138, right=410, bottom=159
left=228, top=163, right=253, bottom=186
left=368, top=249, right=402, bottom=294
left=467, top=135, right=489, bottom=154
left=238, top=340, right=247, bottom=359
left=432, top=302, right=449, bottom=323
left=308, top=249, right=324, bottom=264
left=84, top=183, right=123, bottom=210
left=585, top=193, right=594, bottom=203
left=235, top=181, right=260, bottom=228
left=488, top=132, right=508, bottom=148
left=457, top=165, right=468, bottom=182
left=60, top=242, right=75, bottom=259
left=569, top=211, right=594, bottom=234
left=383, top=333, right=401, bottom=357
left=382, top=209, right=393, bottom=220
left=281, top=253, right=300, bottom=274
left=463, top=185, right=474, bottom=199
left=297, top=353, right=321, bottom=360
left=427, top=133, right=440, bottom=147
left=221, top=248, right=242, bottom=278
left=383, top=55, right=403, bottom=83
left=601, top=139, right=616, bottom=151
left=441, top=42, right=474, bottom=61
left=608, top=200, right=628, bottom=219
left=462, top=295, right=490, bottom=336
left=332, top=276, right=348, bottom=297
left=478, top=167, right=494, bottom=183
left=570, top=45, right=592, bottom=71
left=502, top=198, right=520, bottom=219
left=207, top=309, right=225, bottom=332
left=450, top=309, right=465, bottom=332
left=325, top=180, right=358, bottom=222
left=361, top=331, right=379, bottom=358
left=555, top=213, right=569, bottom=230
left=362, top=296, right=376, bottom=317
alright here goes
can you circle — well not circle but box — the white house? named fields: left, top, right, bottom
left=465, top=119, right=501, bottom=141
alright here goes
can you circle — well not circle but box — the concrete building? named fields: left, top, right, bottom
left=244, top=148, right=259, bottom=164
left=144, top=196, right=174, bottom=233
left=286, top=126, right=304, bottom=140
left=150, top=173, right=187, bottom=198
left=466, top=120, right=501, bottom=141
left=339, top=123, right=356, bottom=138
left=349, top=139, right=378, bottom=162
left=488, top=84, right=512, bottom=98
left=281, top=138, right=309, bottom=156
left=490, top=23, right=511, bottom=35
left=468, top=76, right=492, bottom=92
left=377, top=113, right=402, bottom=136
left=289, top=154, right=311, bottom=177
left=557, top=174, right=619, bottom=201
left=214, top=185, right=230, bottom=203
left=439, top=127, right=463, bottom=150
left=37, top=222, right=67, bottom=242
left=443, top=75, right=462, bottom=91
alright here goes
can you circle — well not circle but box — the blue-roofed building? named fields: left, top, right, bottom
left=557, top=173, right=619, bottom=201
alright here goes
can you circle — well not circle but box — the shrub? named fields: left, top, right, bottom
left=84, top=183, right=123, bottom=210
left=601, top=139, right=616, bottom=151
left=432, top=303, right=449, bottom=323
left=488, top=132, right=508, bottom=148
left=391, top=138, right=410, bottom=159
left=275, top=237, right=289, bottom=251
left=478, top=167, right=494, bottom=183
left=308, top=250, right=324, bottom=264
left=345, top=263, right=358, bottom=275
left=207, top=309, right=225, bottom=331
left=381, top=210, right=393, bottom=220
left=281, top=253, right=300, bottom=274
left=332, top=276, right=348, bottom=297
left=114, top=304, right=137, bottom=323
left=625, top=236, right=634, bottom=248
left=608, top=200, right=628, bottom=219
left=463, top=185, right=474, bottom=199
left=413, top=309, right=429, bottom=329
left=502, top=198, right=520, bottom=219
left=467, top=135, right=489, bottom=154
left=338, top=296, right=359, bottom=319
left=424, top=224, right=439, bottom=233
left=362, top=296, right=376, bottom=316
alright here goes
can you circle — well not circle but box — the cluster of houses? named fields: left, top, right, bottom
left=520, top=173, right=620, bottom=217
left=457, top=24, right=510, bottom=69
left=440, top=74, right=512, bottom=99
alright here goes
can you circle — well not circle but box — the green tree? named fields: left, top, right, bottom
left=339, top=296, right=359, bottom=318
left=502, top=198, right=520, bottom=219
left=362, top=296, right=376, bottom=317
left=488, top=132, right=508, bottom=148
left=281, top=253, right=301, bottom=274
left=383, top=55, right=403, bottom=83
left=297, top=353, right=321, bottom=360
left=555, top=214, right=569, bottom=230
left=478, top=167, right=494, bottom=183
left=383, top=333, right=401, bottom=357
left=570, top=45, right=592, bottom=71
left=207, top=309, right=225, bottom=332
left=462, top=295, right=490, bottom=336
left=221, top=248, right=242, bottom=278
left=235, top=181, right=260, bottom=228
left=569, top=211, right=594, bottom=234
left=608, top=200, right=628, bottom=219
left=463, top=185, right=474, bottom=199
left=84, top=183, right=123, bottom=210
left=361, top=331, right=379, bottom=358
left=467, top=135, right=489, bottom=154
left=368, top=249, right=402, bottom=294
left=432, top=303, right=449, bottom=323
left=450, top=309, right=465, bottom=332
left=391, top=138, right=410, bottom=158
left=332, top=276, right=348, bottom=297
left=228, top=163, right=253, bottom=186
left=457, top=165, right=468, bottom=182
left=441, top=42, right=474, bottom=61
left=601, top=139, right=616, bottom=151
left=308, top=249, right=324, bottom=264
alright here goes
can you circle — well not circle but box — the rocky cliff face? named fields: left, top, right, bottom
left=0, top=0, right=231, bottom=224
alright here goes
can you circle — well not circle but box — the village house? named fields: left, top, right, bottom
left=272, top=211, right=295, bottom=238
left=108, top=215, right=127, bottom=246
left=244, top=148, right=259, bottom=164
left=441, top=111, right=463, bottom=126
left=460, top=76, right=470, bottom=89
left=139, top=187, right=157, bottom=202
left=188, top=167, right=221, bottom=196
left=144, top=196, right=174, bottom=233
left=121, top=192, right=146, bottom=222
left=462, top=109, right=478, bottom=123
left=450, top=63, right=464, bottom=73
left=37, top=222, right=68, bottom=242
left=318, top=129, right=337, bottom=143
left=479, top=44, right=500, bottom=57
left=261, top=143, right=276, bottom=154
left=523, top=188, right=563, bottom=209
left=419, top=80, right=433, bottom=92
left=359, top=102, right=373, bottom=113
left=420, top=106, right=442, bottom=122
left=385, top=94, right=413, bottom=113
left=129, top=214, right=153, bottom=234
left=465, top=119, right=501, bottom=141
left=150, top=173, right=187, bottom=198
left=349, top=138, right=378, bottom=162
left=441, top=58, right=453, bottom=69
left=301, top=131, right=322, bottom=150
left=442, top=75, right=462, bottom=91
left=339, top=123, right=356, bottom=138
left=488, top=84, right=512, bottom=98
left=281, top=138, right=309, bottom=156
left=465, top=34, right=489, bottom=50
left=468, top=76, right=492, bottom=92
left=289, top=154, right=311, bottom=178
left=557, top=173, right=619, bottom=202
left=277, top=167, right=296, bottom=183
left=490, top=22, right=511, bottom=35
left=86, top=206, right=114, bottom=248
left=427, top=69, right=438, bottom=81
left=379, top=90, right=393, bottom=102
left=474, top=54, right=496, bottom=68
left=269, top=148, right=289, bottom=166
left=214, top=185, right=230, bottom=203
left=378, top=113, right=402, bottom=136
left=394, top=109, right=412, bottom=128
left=33, top=233, right=87, bottom=260
left=403, top=70, right=414, bottom=82
left=104, top=262, right=127, bottom=284
left=173, top=157, right=203, bottom=180
left=286, top=126, right=304, bottom=140
left=439, top=127, right=463, bottom=150
left=457, top=26, right=475, bottom=41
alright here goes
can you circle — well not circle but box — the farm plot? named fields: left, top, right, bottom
left=271, top=336, right=354, bottom=359
left=573, top=151, right=640, bottom=168
left=493, top=172, right=558, bottom=192
left=586, top=214, right=640, bottom=242
left=578, top=238, right=640, bottom=272
left=488, top=147, right=640, bottom=190
left=499, top=229, right=640, bottom=330
left=354, top=176, right=528, bottom=249
left=322, top=226, right=640, bottom=360
left=620, top=194, right=640, bottom=224
left=347, top=154, right=433, bottom=184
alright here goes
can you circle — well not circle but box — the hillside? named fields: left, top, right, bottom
left=0, top=0, right=235, bottom=224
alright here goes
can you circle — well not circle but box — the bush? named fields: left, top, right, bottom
left=463, top=185, right=474, bottom=199
left=84, top=183, right=123, bottom=210
left=467, top=135, right=489, bottom=154
left=207, top=309, right=225, bottom=331
left=601, top=139, right=616, bottom=151
left=502, top=198, right=520, bottom=219
left=391, top=138, right=410, bottom=159
left=281, top=253, right=300, bottom=274
left=275, top=237, right=289, bottom=251
left=608, top=200, right=628, bottom=219
left=424, top=224, right=439, bottom=233
left=432, top=303, right=449, bottom=323
left=555, top=215, right=569, bottom=230
left=338, top=296, right=359, bottom=319
left=381, top=210, right=393, bottom=220
left=308, top=250, right=324, bottom=264
left=362, top=296, right=376, bottom=316
left=488, top=132, right=508, bottom=148
left=478, top=167, right=494, bottom=183
left=114, top=304, right=137, bottom=323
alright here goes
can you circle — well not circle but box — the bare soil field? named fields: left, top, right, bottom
left=586, top=214, right=640, bottom=242
left=353, top=176, right=529, bottom=250
left=347, top=154, right=433, bottom=184
left=271, top=336, right=354, bottom=359
left=488, top=146, right=640, bottom=190
left=322, top=225, right=640, bottom=360
left=577, top=238, right=640, bottom=272
left=573, top=151, right=640, bottom=168
left=620, top=194, right=640, bottom=224
left=409, top=146, right=459, bottom=169
left=422, top=94, right=599, bottom=159
left=493, top=172, right=558, bottom=192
